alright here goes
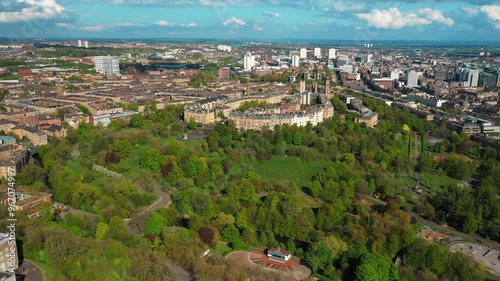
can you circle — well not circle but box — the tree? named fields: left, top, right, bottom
left=331, top=96, right=348, bottom=114
left=235, top=207, right=249, bottom=230
left=416, top=154, right=434, bottom=173
left=130, top=113, right=143, bottom=128
left=292, top=130, right=303, bottom=145
left=216, top=212, right=235, bottom=229
left=17, top=163, right=47, bottom=186
left=145, top=212, right=167, bottom=236
left=113, top=139, right=132, bottom=158
left=309, top=180, right=322, bottom=197
left=95, top=222, right=109, bottom=240
left=187, top=117, right=197, bottom=130
left=355, top=253, right=400, bottom=281
left=222, top=224, right=242, bottom=248
left=138, top=147, right=163, bottom=171
left=198, top=225, right=220, bottom=247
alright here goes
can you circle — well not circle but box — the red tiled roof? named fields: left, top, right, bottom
left=17, top=69, right=33, bottom=76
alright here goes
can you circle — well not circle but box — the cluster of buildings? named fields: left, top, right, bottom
left=0, top=39, right=497, bottom=150
left=77, top=40, right=89, bottom=49
left=342, top=95, right=379, bottom=127
left=330, top=43, right=498, bottom=146
left=239, top=47, right=337, bottom=72
left=184, top=81, right=334, bottom=131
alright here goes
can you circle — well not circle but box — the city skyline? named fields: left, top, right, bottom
left=0, top=1, right=499, bottom=41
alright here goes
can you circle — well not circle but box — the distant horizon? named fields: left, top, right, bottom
left=2, top=37, right=500, bottom=46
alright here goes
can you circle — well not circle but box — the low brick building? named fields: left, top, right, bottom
left=0, top=186, right=53, bottom=217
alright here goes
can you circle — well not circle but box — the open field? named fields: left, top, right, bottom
left=419, top=171, right=462, bottom=192
left=251, top=157, right=332, bottom=187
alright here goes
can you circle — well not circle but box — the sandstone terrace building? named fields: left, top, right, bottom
left=184, top=91, right=334, bottom=131
left=0, top=143, right=29, bottom=180
left=230, top=104, right=333, bottom=131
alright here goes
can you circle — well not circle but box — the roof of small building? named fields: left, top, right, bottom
left=268, top=247, right=291, bottom=257
left=45, top=124, right=63, bottom=133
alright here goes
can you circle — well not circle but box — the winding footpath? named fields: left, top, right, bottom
left=55, top=184, right=193, bottom=281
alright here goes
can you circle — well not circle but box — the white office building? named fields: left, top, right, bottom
left=460, top=68, right=479, bottom=87
left=217, top=45, right=232, bottom=52
left=299, top=48, right=307, bottom=59
left=314, top=47, right=321, bottom=58
left=390, top=69, right=400, bottom=80
left=291, top=55, right=300, bottom=67
left=244, top=52, right=255, bottom=71
left=406, top=70, right=418, bottom=88
left=367, top=54, right=374, bottom=63
left=94, top=56, right=120, bottom=76
left=328, top=48, right=336, bottom=60
left=77, top=40, right=82, bottom=47
left=84, top=41, right=89, bottom=48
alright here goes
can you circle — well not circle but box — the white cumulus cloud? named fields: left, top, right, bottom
left=418, top=8, right=453, bottom=26
left=180, top=23, right=197, bottom=27
left=357, top=8, right=453, bottom=29
left=154, top=20, right=173, bottom=26
left=0, top=0, right=66, bottom=23
left=480, top=5, right=500, bottom=29
left=357, top=8, right=430, bottom=29
left=223, top=16, right=246, bottom=26
left=480, top=5, right=500, bottom=21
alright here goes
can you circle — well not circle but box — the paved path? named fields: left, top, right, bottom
left=54, top=202, right=96, bottom=219
left=125, top=184, right=172, bottom=235
left=357, top=193, right=500, bottom=250
left=56, top=185, right=191, bottom=281
left=17, top=259, right=45, bottom=281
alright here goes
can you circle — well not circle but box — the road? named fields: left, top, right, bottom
left=16, top=259, right=45, bottom=281
left=357, top=193, right=500, bottom=250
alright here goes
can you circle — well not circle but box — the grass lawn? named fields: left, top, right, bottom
left=419, top=171, right=462, bottom=193
left=154, top=135, right=204, bottom=149
left=65, top=159, right=88, bottom=177
left=215, top=241, right=233, bottom=256
left=251, top=157, right=332, bottom=187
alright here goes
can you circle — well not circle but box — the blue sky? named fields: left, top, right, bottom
left=0, top=0, right=499, bottom=41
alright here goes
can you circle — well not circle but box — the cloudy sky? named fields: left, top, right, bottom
left=0, top=0, right=499, bottom=41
